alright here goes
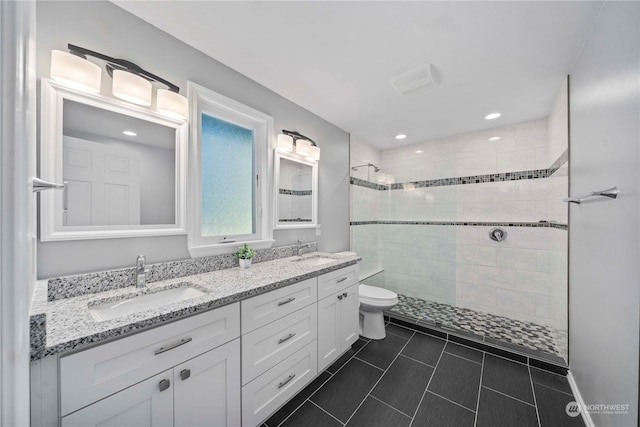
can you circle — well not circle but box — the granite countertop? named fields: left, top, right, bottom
left=30, top=252, right=360, bottom=360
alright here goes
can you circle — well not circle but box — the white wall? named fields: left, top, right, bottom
left=568, top=1, right=639, bottom=426
left=36, top=1, right=350, bottom=278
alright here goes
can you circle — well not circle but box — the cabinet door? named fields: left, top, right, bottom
left=317, top=293, right=341, bottom=373
left=339, top=285, right=359, bottom=349
left=174, top=339, right=241, bottom=427
left=61, top=370, right=173, bottom=427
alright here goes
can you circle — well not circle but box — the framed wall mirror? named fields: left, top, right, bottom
left=274, top=151, right=318, bottom=229
left=39, top=79, right=188, bottom=241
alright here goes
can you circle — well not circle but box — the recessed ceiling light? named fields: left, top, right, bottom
left=415, top=150, right=424, bottom=154
left=485, top=113, right=501, bottom=120
left=395, top=134, right=407, bottom=140
left=489, top=136, right=501, bottom=141
left=123, top=130, right=137, bottom=136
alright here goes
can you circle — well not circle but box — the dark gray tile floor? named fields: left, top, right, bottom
left=263, top=322, right=584, bottom=427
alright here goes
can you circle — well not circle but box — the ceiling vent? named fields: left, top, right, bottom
left=389, top=63, right=442, bottom=95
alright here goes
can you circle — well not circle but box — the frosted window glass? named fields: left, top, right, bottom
left=201, top=113, right=255, bottom=236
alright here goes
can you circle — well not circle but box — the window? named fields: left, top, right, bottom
left=188, top=82, right=273, bottom=257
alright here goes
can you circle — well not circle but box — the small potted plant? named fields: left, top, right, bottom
left=234, top=243, right=255, bottom=269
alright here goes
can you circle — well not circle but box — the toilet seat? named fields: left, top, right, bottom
left=359, top=284, right=397, bottom=301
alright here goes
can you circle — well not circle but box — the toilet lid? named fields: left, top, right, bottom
left=359, top=284, right=397, bottom=300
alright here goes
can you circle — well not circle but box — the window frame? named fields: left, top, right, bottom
left=187, top=82, right=273, bottom=257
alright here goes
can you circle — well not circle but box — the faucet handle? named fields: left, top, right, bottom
left=136, top=254, right=146, bottom=270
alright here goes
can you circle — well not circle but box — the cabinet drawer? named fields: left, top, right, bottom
left=242, top=340, right=317, bottom=427
left=60, top=303, right=240, bottom=416
left=242, top=305, right=317, bottom=385
left=317, top=264, right=359, bottom=300
left=241, top=277, right=317, bottom=333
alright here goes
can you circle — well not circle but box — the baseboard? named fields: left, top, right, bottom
left=567, top=371, right=596, bottom=427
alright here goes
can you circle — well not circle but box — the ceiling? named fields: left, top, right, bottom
left=113, top=1, right=602, bottom=150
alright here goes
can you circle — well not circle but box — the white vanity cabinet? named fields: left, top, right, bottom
left=61, top=340, right=241, bottom=427
left=317, top=266, right=360, bottom=373
left=48, top=303, right=241, bottom=427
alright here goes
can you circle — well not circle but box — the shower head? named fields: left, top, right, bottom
left=351, top=163, right=381, bottom=173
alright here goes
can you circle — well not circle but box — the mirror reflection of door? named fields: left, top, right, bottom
left=62, top=100, right=176, bottom=227
left=63, top=136, right=141, bottom=226
left=278, top=158, right=313, bottom=222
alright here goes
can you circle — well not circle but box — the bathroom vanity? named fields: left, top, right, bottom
left=30, top=253, right=360, bottom=427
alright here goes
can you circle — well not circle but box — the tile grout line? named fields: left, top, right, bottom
left=528, top=365, right=542, bottom=427
left=408, top=340, right=447, bottom=427
left=443, top=349, right=483, bottom=365
left=398, top=353, right=437, bottom=368
left=473, top=352, right=485, bottom=427
left=353, top=356, right=387, bottom=372
left=308, top=400, right=345, bottom=426
left=481, top=385, right=537, bottom=408
left=272, top=373, right=336, bottom=427
left=343, top=331, right=416, bottom=426
left=368, top=393, right=414, bottom=420
left=532, top=380, right=576, bottom=398
left=425, top=389, right=477, bottom=414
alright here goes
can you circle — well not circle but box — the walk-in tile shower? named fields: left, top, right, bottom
left=350, top=80, right=569, bottom=365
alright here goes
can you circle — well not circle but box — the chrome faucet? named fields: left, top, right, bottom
left=136, top=255, right=149, bottom=288
left=296, top=239, right=303, bottom=257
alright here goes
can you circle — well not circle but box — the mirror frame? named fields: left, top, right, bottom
left=39, top=79, right=188, bottom=241
left=273, top=150, right=318, bottom=229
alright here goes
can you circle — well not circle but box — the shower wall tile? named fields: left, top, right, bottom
left=478, top=266, right=516, bottom=287
left=456, top=245, right=497, bottom=266
left=456, top=264, right=479, bottom=284
left=496, top=248, right=538, bottom=272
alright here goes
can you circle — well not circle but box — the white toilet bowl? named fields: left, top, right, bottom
left=359, top=284, right=399, bottom=339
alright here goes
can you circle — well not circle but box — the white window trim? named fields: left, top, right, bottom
left=187, top=81, right=274, bottom=257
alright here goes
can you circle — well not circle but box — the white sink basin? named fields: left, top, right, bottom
left=292, top=256, right=335, bottom=266
left=89, top=284, right=206, bottom=322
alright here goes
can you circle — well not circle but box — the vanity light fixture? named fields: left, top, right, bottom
left=50, top=50, right=102, bottom=93
left=395, top=134, right=407, bottom=140
left=485, top=112, right=501, bottom=120
left=122, top=130, right=137, bottom=137
left=49, top=44, right=188, bottom=120
left=276, top=130, right=320, bottom=162
left=489, top=136, right=501, bottom=141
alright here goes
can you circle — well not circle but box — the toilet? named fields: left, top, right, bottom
left=359, top=284, right=399, bottom=339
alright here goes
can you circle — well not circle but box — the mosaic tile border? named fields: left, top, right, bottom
left=279, top=188, right=313, bottom=196
left=351, top=149, right=568, bottom=190
left=350, top=176, right=389, bottom=191
left=350, top=220, right=568, bottom=230
left=47, top=242, right=318, bottom=301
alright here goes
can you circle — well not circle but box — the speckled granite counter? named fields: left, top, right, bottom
left=30, top=252, right=360, bottom=360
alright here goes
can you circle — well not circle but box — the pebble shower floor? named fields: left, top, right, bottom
left=388, top=294, right=566, bottom=363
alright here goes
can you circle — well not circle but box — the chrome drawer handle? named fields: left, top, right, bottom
left=180, top=369, right=191, bottom=381
left=159, top=379, right=170, bottom=392
left=278, top=332, right=296, bottom=344
left=343, top=292, right=348, bottom=298
left=278, top=297, right=296, bottom=306
left=154, top=337, right=192, bottom=355
left=278, top=374, right=296, bottom=389
left=336, top=277, right=348, bottom=283
left=337, top=295, right=343, bottom=300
